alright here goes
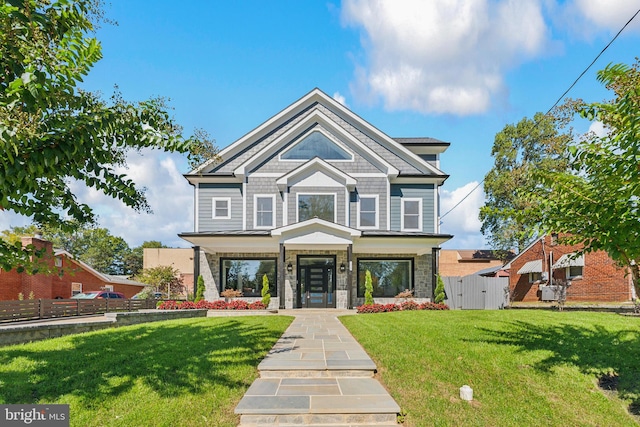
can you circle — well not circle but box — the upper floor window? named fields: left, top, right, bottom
left=298, top=193, right=335, bottom=222
left=212, top=197, right=231, bottom=219
left=401, top=198, right=422, bottom=231
left=358, top=195, right=378, bottom=229
left=254, top=195, right=275, bottom=229
left=281, top=131, right=352, bottom=161
left=567, top=266, right=583, bottom=279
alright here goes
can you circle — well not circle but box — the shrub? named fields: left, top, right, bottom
left=194, top=275, right=205, bottom=302
left=434, top=275, right=446, bottom=304
left=227, top=300, right=249, bottom=310
left=221, top=288, right=243, bottom=299
left=364, top=270, right=374, bottom=305
left=157, top=300, right=181, bottom=310
left=401, top=300, right=419, bottom=310
left=261, top=274, right=271, bottom=307
left=249, top=301, right=267, bottom=310
left=206, top=300, right=225, bottom=309
left=356, top=301, right=449, bottom=313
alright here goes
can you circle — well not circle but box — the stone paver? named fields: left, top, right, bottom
left=235, top=310, right=400, bottom=426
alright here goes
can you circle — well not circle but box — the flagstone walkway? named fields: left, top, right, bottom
left=235, top=310, right=400, bottom=426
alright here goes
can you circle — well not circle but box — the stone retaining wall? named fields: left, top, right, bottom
left=0, top=309, right=208, bottom=347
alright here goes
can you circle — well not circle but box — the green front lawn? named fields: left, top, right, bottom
left=0, top=316, right=292, bottom=427
left=341, top=310, right=640, bottom=427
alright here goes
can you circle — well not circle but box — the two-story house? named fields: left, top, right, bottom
left=179, top=89, right=452, bottom=309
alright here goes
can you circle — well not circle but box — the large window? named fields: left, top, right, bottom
left=298, top=193, right=335, bottom=222
left=401, top=198, right=422, bottom=231
left=212, top=197, right=231, bottom=219
left=254, top=195, right=275, bottom=229
left=281, top=131, right=352, bottom=161
left=358, top=195, right=378, bottom=228
left=221, top=258, right=277, bottom=297
left=357, top=259, right=413, bottom=297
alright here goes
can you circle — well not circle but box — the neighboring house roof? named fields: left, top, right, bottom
left=54, top=249, right=146, bottom=288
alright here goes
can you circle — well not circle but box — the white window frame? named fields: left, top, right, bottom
left=401, top=197, right=422, bottom=231
left=297, top=192, right=337, bottom=223
left=279, top=129, right=354, bottom=162
left=566, top=266, right=583, bottom=279
left=528, top=272, right=542, bottom=283
left=254, top=194, right=276, bottom=229
left=103, top=284, right=114, bottom=291
left=54, top=256, right=62, bottom=267
left=71, top=282, right=82, bottom=296
left=212, top=197, right=231, bottom=219
left=357, top=194, right=379, bottom=229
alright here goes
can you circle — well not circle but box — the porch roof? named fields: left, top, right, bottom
left=178, top=221, right=452, bottom=255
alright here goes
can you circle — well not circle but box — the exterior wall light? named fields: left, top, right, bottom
left=339, top=263, right=346, bottom=273
left=287, top=262, right=293, bottom=273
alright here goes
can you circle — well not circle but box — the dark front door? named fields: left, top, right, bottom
left=297, top=257, right=336, bottom=308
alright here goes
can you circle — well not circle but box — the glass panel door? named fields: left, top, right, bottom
left=297, top=256, right=336, bottom=308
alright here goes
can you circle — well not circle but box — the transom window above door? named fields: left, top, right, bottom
left=298, top=194, right=335, bottom=222
left=281, top=131, right=352, bottom=161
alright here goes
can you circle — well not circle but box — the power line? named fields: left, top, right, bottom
left=440, top=7, right=640, bottom=221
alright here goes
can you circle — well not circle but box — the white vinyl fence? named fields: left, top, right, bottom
left=443, top=275, right=510, bottom=310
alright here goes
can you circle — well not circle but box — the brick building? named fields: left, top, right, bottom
left=439, top=249, right=511, bottom=277
left=0, top=237, right=145, bottom=300
left=507, top=235, right=633, bottom=302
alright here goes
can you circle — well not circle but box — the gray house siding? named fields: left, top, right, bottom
left=198, top=183, right=243, bottom=231
left=317, top=105, right=424, bottom=175
left=249, top=124, right=386, bottom=175
left=389, top=184, right=435, bottom=233
left=350, top=179, right=388, bottom=229
left=287, top=186, right=348, bottom=226
left=212, top=103, right=317, bottom=174
left=246, top=178, right=281, bottom=229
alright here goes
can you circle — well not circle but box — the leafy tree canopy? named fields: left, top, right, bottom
left=0, top=0, right=215, bottom=272
left=527, top=60, right=640, bottom=295
left=135, top=265, right=183, bottom=298
left=480, top=112, right=572, bottom=253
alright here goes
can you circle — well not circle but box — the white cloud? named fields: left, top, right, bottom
left=341, top=0, right=549, bottom=115
left=570, top=0, right=640, bottom=34
left=439, top=181, right=487, bottom=248
left=588, top=120, right=607, bottom=137
left=333, top=91, right=348, bottom=107
left=3, top=149, right=194, bottom=249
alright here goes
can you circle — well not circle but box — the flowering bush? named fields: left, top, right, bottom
left=226, top=300, right=249, bottom=310
left=249, top=301, right=267, bottom=310
left=356, top=301, right=449, bottom=313
left=400, top=300, right=420, bottom=311
left=157, top=299, right=268, bottom=310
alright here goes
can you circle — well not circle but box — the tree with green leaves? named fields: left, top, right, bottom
left=0, top=0, right=216, bottom=273
left=480, top=112, right=571, bottom=253
left=261, top=274, right=271, bottom=307
left=135, top=265, right=184, bottom=299
left=528, top=60, right=640, bottom=298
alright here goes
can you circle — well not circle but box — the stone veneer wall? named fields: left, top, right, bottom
left=200, top=249, right=433, bottom=309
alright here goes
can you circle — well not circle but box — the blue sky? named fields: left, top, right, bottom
left=3, top=0, right=640, bottom=249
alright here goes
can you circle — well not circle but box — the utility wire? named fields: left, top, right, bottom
left=440, top=7, right=640, bottom=221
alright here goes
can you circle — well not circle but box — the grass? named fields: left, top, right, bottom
left=341, top=310, right=640, bottom=427
left=0, top=316, right=292, bottom=427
